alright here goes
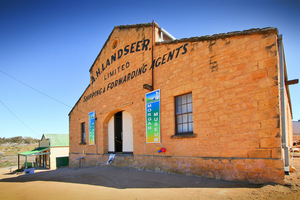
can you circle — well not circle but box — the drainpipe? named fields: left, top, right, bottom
left=160, top=28, right=176, bottom=41
left=151, top=20, right=155, bottom=90
left=95, top=114, right=98, bottom=155
left=278, top=34, right=290, bottom=175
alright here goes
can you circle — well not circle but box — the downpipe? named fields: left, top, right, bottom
left=278, top=35, right=290, bottom=175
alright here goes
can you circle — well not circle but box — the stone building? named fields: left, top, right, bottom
left=69, top=22, right=297, bottom=183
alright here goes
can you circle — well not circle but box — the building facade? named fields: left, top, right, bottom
left=39, top=134, right=69, bottom=169
left=293, top=120, right=300, bottom=143
left=69, top=22, right=295, bottom=183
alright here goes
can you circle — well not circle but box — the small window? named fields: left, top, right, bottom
left=175, top=93, right=193, bottom=134
left=81, top=122, right=86, bottom=144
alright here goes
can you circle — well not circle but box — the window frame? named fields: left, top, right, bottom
left=80, top=122, right=86, bottom=144
left=174, top=92, right=193, bottom=135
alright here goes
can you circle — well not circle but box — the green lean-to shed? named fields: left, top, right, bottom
left=18, top=134, right=69, bottom=170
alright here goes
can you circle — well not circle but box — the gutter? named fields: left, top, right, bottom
left=278, top=34, right=290, bottom=175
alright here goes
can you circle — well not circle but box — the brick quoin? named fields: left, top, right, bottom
left=69, top=22, right=296, bottom=184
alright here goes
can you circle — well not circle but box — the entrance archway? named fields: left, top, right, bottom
left=108, top=111, right=133, bottom=153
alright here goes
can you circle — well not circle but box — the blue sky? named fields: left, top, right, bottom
left=0, top=0, right=299, bottom=139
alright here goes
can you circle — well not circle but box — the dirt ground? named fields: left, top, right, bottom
left=1, top=159, right=300, bottom=200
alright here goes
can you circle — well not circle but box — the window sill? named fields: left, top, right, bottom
left=106, top=152, right=133, bottom=155
left=79, top=142, right=86, bottom=145
left=171, top=133, right=197, bottom=139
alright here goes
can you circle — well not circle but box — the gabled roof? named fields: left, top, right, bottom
left=68, top=84, right=90, bottom=116
left=89, top=22, right=158, bottom=73
left=43, top=134, right=69, bottom=147
left=69, top=22, right=159, bottom=116
left=68, top=22, right=279, bottom=117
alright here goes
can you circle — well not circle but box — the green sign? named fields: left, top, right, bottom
left=89, top=111, right=95, bottom=145
left=146, top=89, right=160, bottom=143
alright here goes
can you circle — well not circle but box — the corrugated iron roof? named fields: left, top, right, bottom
left=18, top=147, right=49, bottom=156
left=44, top=134, right=69, bottom=147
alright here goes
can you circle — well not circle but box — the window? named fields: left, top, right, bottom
left=175, top=93, right=193, bottom=134
left=81, top=122, right=86, bottom=144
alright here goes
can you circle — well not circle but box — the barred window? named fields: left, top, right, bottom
left=175, top=93, right=193, bottom=134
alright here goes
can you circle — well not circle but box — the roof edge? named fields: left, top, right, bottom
left=73, top=22, right=161, bottom=116
left=89, top=22, right=159, bottom=73
left=156, top=27, right=278, bottom=45
left=68, top=84, right=90, bottom=116
left=115, top=22, right=159, bottom=29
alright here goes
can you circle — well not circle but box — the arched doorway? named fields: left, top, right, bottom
left=108, top=111, right=133, bottom=153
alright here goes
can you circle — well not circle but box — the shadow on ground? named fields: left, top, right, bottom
left=0, top=166, right=263, bottom=189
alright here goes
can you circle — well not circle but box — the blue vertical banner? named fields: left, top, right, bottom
left=89, top=111, right=95, bottom=145
left=146, top=89, right=160, bottom=143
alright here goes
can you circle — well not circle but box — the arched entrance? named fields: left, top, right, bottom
left=108, top=111, right=133, bottom=153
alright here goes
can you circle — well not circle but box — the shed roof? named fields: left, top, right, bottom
left=44, top=134, right=69, bottom=147
left=18, top=147, right=49, bottom=156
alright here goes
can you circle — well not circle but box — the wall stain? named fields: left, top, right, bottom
left=266, top=43, right=276, bottom=56
left=222, top=37, right=231, bottom=45
left=209, top=40, right=218, bottom=72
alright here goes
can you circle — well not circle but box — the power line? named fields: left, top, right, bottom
left=0, top=100, right=37, bottom=135
left=0, top=69, right=73, bottom=109
left=0, top=70, right=86, bottom=114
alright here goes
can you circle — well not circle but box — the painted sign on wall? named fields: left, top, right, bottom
left=89, top=111, right=95, bottom=145
left=146, top=89, right=160, bottom=143
left=83, top=42, right=189, bottom=102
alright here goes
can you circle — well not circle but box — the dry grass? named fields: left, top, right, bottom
left=0, top=143, right=38, bottom=168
